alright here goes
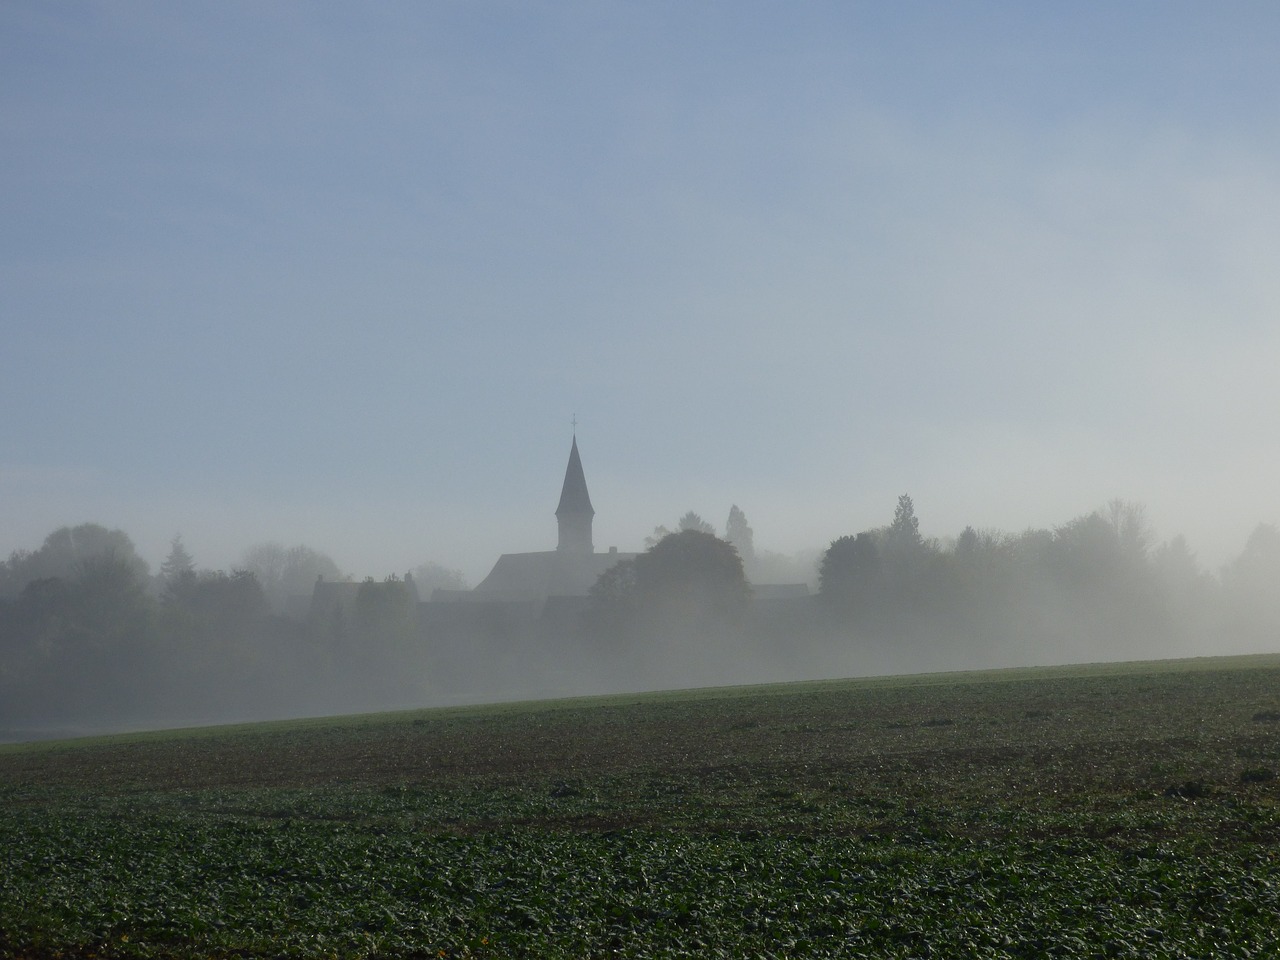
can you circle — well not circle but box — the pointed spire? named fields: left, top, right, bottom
left=556, top=435, right=594, bottom=552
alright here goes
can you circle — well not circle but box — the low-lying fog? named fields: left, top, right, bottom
left=2, top=496, right=1277, bottom=742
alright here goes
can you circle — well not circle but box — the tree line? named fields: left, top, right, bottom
left=0, top=526, right=447, bottom=731
left=811, top=495, right=1280, bottom=671
left=582, top=497, right=1279, bottom=682
left=1, top=499, right=1277, bottom=732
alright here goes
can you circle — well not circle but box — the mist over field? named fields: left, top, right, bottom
left=2, top=5, right=1278, bottom=737
left=1, top=494, right=1278, bottom=741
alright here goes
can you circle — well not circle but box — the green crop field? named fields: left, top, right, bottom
left=3, top=655, right=1280, bottom=958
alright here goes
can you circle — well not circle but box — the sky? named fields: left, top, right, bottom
left=2, top=1, right=1279, bottom=585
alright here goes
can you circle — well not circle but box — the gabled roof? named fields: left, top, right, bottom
left=472, top=550, right=631, bottom=601
left=555, top=436, right=594, bottom=518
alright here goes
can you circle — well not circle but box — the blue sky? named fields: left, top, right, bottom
left=3, top=1, right=1279, bottom=583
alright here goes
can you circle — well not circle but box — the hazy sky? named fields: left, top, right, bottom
left=3, top=2, right=1278, bottom=584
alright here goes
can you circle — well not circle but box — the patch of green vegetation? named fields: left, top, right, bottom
left=3, top=655, right=1280, bottom=957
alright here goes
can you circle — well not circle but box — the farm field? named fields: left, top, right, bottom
left=2, top=654, right=1280, bottom=958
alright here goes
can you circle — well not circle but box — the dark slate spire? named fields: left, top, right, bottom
left=556, top=436, right=594, bottom=553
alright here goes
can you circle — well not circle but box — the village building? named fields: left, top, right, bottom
left=309, top=434, right=807, bottom=649
left=428, top=435, right=636, bottom=613
left=304, top=433, right=811, bottom=699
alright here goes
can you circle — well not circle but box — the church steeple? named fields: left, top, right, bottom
left=555, top=435, right=595, bottom=553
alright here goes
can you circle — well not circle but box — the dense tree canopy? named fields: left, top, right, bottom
left=635, top=530, right=749, bottom=620
left=412, top=561, right=469, bottom=596
left=725, top=505, right=755, bottom=566
left=158, top=535, right=196, bottom=586
left=0, top=524, right=149, bottom=599
left=1221, top=523, right=1280, bottom=641
left=240, top=543, right=343, bottom=614
left=2, top=494, right=1279, bottom=732
left=819, top=532, right=881, bottom=604
left=677, top=512, right=715, bottom=536
left=589, top=529, right=749, bottom=641
left=644, top=510, right=717, bottom=549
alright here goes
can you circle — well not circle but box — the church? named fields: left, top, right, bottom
left=309, top=434, right=809, bottom=699
left=429, top=435, right=636, bottom=612
left=311, top=434, right=805, bottom=631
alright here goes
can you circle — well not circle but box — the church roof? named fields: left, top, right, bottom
left=472, top=549, right=631, bottom=601
left=555, top=436, right=594, bottom=518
